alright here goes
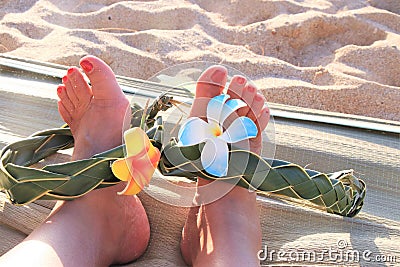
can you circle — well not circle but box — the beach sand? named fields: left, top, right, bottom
left=1, top=2, right=400, bottom=265
left=0, top=0, right=399, bottom=121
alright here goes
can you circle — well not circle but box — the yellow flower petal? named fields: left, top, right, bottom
left=117, top=171, right=143, bottom=195
left=111, top=159, right=130, bottom=182
left=124, top=127, right=150, bottom=157
left=127, top=147, right=160, bottom=188
left=111, top=127, right=161, bottom=195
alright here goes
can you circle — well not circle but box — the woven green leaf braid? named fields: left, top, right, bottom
left=0, top=95, right=366, bottom=217
left=0, top=96, right=166, bottom=205
left=159, top=141, right=365, bottom=217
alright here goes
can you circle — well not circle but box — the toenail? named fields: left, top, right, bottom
left=211, top=69, right=225, bottom=83
left=255, top=94, right=264, bottom=102
left=62, top=76, right=68, bottom=83
left=67, top=67, right=75, bottom=75
left=236, top=76, right=246, bottom=85
left=80, top=60, right=93, bottom=73
left=57, top=86, right=63, bottom=94
left=247, top=85, right=256, bottom=93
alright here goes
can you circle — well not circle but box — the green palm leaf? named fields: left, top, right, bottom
left=0, top=96, right=366, bottom=217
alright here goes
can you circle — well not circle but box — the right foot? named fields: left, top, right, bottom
left=53, top=55, right=150, bottom=265
left=180, top=66, right=269, bottom=266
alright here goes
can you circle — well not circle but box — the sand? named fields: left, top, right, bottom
left=0, top=2, right=399, bottom=265
left=0, top=0, right=399, bottom=121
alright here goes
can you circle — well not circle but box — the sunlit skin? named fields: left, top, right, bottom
left=181, top=67, right=270, bottom=267
left=0, top=57, right=269, bottom=267
left=0, top=56, right=150, bottom=266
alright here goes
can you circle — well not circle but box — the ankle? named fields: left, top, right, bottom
left=63, top=188, right=150, bottom=265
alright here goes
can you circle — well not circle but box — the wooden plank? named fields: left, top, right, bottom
left=1, top=54, right=399, bottom=133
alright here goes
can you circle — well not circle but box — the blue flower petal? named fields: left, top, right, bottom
left=220, top=117, right=258, bottom=143
left=201, top=138, right=229, bottom=177
left=207, top=94, right=230, bottom=124
left=219, top=98, right=247, bottom=124
left=178, top=117, right=212, bottom=146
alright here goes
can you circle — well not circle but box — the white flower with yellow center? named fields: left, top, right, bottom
left=178, top=94, right=258, bottom=177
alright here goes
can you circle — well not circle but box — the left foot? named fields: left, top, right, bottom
left=57, top=56, right=130, bottom=159
left=181, top=66, right=270, bottom=266
left=0, top=56, right=150, bottom=266
left=54, top=56, right=150, bottom=265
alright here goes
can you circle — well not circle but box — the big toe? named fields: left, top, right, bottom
left=190, top=65, right=228, bottom=118
left=79, top=55, right=125, bottom=100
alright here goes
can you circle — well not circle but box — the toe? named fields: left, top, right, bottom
left=66, top=67, right=92, bottom=107
left=242, top=84, right=257, bottom=106
left=237, top=84, right=257, bottom=117
left=247, top=93, right=265, bottom=122
left=195, top=65, right=227, bottom=98
left=227, top=75, right=247, bottom=99
left=57, top=85, right=75, bottom=114
left=62, top=74, right=79, bottom=107
left=57, top=100, right=72, bottom=124
left=79, top=55, right=124, bottom=100
left=257, top=106, right=270, bottom=132
left=190, top=65, right=227, bottom=118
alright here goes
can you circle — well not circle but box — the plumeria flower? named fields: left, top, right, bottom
left=178, top=94, right=258, bottom=177
left=111, top=127, right=160, bottom=195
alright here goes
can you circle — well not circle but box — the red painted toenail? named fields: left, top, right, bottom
left=67, top=67, right=75, bottom=75
left=247, top=85, right=256, bottom=93
left=80, top=60, right=93, bottom=73
left=211, top=69, right=225, bottom=82
left=62, top=76, right=68, bottom=83
left=255, top=94, right=264, bottom=101
left=57, top=86, right=63, bottom=94
left=236, top=76, right=246, bottom=85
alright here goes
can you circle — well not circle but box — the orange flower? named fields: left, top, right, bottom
left=111, top=127, right=160, bottom=195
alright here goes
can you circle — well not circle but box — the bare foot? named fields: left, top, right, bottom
left=55, top=56, right=150, bottom=265
left=180, top=66, right=270, bottom=266
left=0, top=56, right=149, bottom=266
left=57, top=56, right=131, bottom=159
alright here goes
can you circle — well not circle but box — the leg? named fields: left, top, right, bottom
left=0, top=56, right=150, bottom=266
left=181, top=67, right=270, bottom=266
